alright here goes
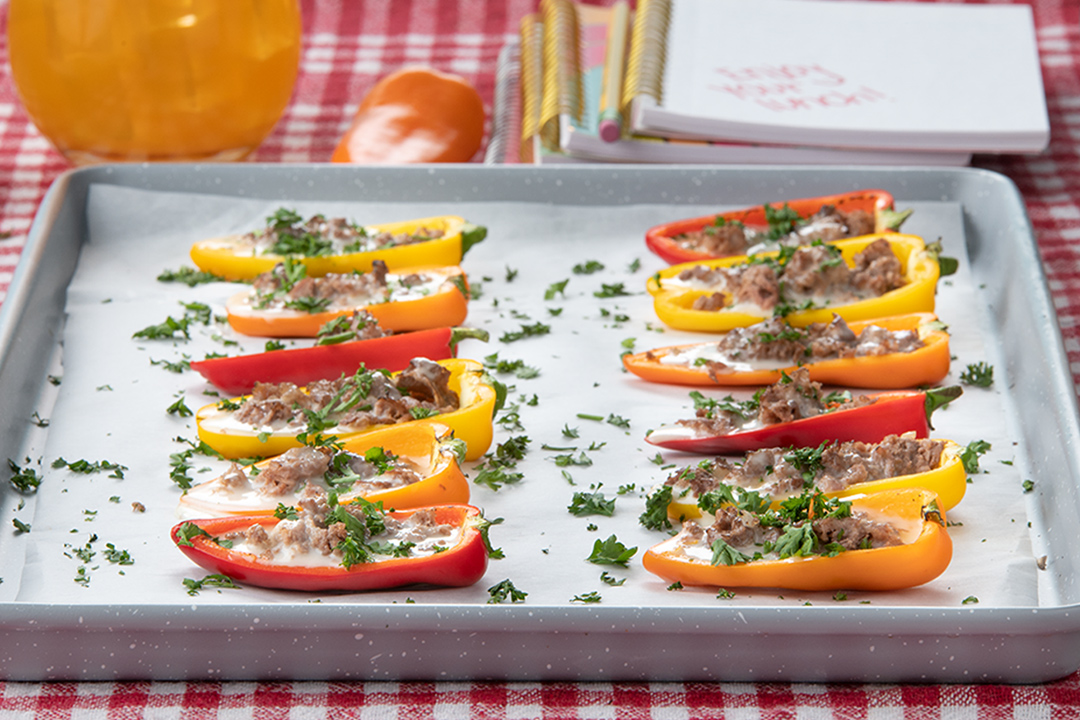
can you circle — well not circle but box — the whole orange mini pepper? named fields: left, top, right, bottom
left=642, top=488, right=952, bottom=592
left=331, top=67, right=486, bottom=163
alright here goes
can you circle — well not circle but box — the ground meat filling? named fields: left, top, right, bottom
left=240, top=210, right=445, bottom=257
left=315, top=310, right=392, bottom=345
left=230, top=358, right=458, bottom=431
left=209, top=446, right=425, bottom=501
left=675, top=504, right=902, bottom=560
left=705, top=505, right=767, bottom=549
left=664, top=434, right=945, bottom=499
left=251, top=259, right=394, bottom=311
left=672, top=205, right=877, bottom=256
left=252, top=446, right=332, bottom=496
left=223, top=504, right=457, bottom=566
left=812, top=513, right=902, bottom=550
left=674, top=221, right=749, bottom=256
left=673, top=238, right=905, bottom=314
left=651, top=314, right=925, bottom=379
left=674, top=366, right=876, bottom=438
left=790, top=206, right=875, bottom=244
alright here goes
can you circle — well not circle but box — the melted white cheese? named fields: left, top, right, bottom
left=656, top=344, right=793, bottom=373
left=237, top=273, right=449, bottom=315
left=227, top=521, right=462, bottom=568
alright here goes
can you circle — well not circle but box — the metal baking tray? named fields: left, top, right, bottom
left=1, top=164, right=1077, bottom=683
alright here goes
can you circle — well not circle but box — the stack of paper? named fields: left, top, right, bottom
left=512, top=0, right=1049, bottom=166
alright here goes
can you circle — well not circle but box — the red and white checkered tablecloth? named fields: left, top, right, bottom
left=1, top=0, right=1080, bottom=716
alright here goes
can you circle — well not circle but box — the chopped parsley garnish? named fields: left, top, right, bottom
left=7, top=459, right=41, bottom=494
left=475, top=515, right=505, bottom=559
left=594, top=282, right=630, bottom=298
left=697, top=485, right=769, bottom=517
left=568, top=487, right=616, bottom=517
left=606, top=414, right=630, bottom=429
left=472, top=436, right=530, bottom=492
left=571, top=591, right=602, bottom=604
left=473, top=465, right=523, bottom=491
left=553, top=451, right=592, bottom=467
left=103, top=543, right=134, bottom=565
left=268, top=207, right=303, bottom=229
left=494, top=436, right=531, bottom=464
left=960, top=362, right=994, bottom=388
left=960, top=439, right=992, bottom=474
left=12, top=518, right=30, bottom=534
left=174, top=522, right=212, bottom=547
left=150, top=356, right=191, bottom=373
left=710, top=538, right=752, bottom=566
left=157, top=266, right=224, bottom=286
left=52, top=457, right=127, bottom=479
left=544, top=279, right=569, bottom=300
left=764, top=202, right=803, bottom=239
left=487, top=579, right=528, bottom=604
left=168, top=436, right=224, bottom=490
left=586, top=534, right=637, bottom=567
left=133, top=301, right=213, bottom=342
left=483, top=353, right=540, bottom=379
left=689, top=390, right=760, bottom=421
left=639, top=485, right=674, bottom=532
left=166, top=395, right=193, bottom=417
left=183, top=573, right=241, bottom=596
left=573, top=260, right=605, bottom=275
left=500, top=322, right=551, bottom=343
left=284, top=295, right=332, bottom=314
left=323, top=496, right=391, bottom=568
left=132, top=315, right=191, bottom=341
left=784, top=442, right=829, bottom=484
left=273, top=504, right=300, bottom=521
left=600, top=571, right=626, bottom=587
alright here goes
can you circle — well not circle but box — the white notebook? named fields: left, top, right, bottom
left=626, top=0, right=1050, bottom=154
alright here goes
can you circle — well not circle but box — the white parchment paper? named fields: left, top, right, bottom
left=5, top=183, right=1038, bottom=609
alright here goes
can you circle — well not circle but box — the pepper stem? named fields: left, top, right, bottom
left=880, top=207, right=914, bottom=231
left=925, top=239, right=959, bottom=277
left=460, top=223, right=488, bottom=257
left=922, top=498, right=946, bottom=527
left=449, top=327, right=490, bottom=351
left=924, top=385, right=963, bottom=430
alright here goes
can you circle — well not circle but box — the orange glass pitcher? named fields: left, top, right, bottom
left=8, top=0, right=302, bottom=164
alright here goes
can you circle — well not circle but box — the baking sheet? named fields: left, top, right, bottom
left=1, top=164, right=1077, bottom=682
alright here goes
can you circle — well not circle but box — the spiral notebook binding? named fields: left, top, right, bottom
left=622, top=0, right=671, bottom=116
left=519, top=13, right=544, bottom=159
left=539, top=0, right=583, bottom=152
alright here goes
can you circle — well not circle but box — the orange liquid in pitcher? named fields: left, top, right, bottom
left=8, top=0, right=301, bottom=164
